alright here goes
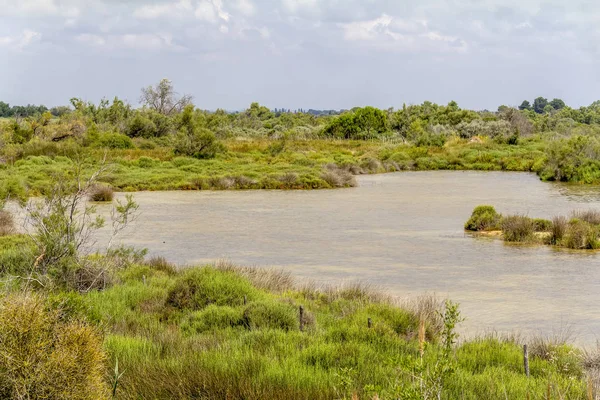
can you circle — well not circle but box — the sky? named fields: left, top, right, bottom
left=0, top=0, right=599, bottom=110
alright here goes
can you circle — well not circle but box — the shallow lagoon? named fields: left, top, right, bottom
left=99, top=171, right=600, bottom=343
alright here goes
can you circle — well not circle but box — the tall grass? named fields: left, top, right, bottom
left=501, top=215, right=536, bottom=242
left=0, top=210, right=14, bottom=236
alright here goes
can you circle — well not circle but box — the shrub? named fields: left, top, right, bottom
left=182, top=305, right=243, bottom=334
left=532, top=218, right=552, bottom=232
left=464, top=205, right=502, bottom=231
left=549, top=216, right=567, bottom=245
left=166, top=267, right=260, bottom=310
left=95, top=132, right=134, bottom=149
left=0, top=210, right=14, bottom=236
left=88, top=185, right=114, bottom=202
left=563, top=219, right=599, bottom=249
left=0, top=293, right=108, bottom=399
left=502, top=215, right=536, bottom=242
left=242, top=300, right=299, bottom=331
left=321, top=165, right=356, bottom=188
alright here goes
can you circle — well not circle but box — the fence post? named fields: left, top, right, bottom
left=368, top=318, right=372, bottom=329
left=243, top=295, right=247, bottom=305
left=523, top=344, right=530, bottom=378
left=299, top=306, right=305, bottom=332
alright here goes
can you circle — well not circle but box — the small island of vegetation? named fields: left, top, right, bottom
left=465, top=205, right=600, bottom=250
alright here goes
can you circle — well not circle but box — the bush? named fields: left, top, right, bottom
left=563, top=219, right=600, bottom=249
left=166, top=267, right=260, bottom=310
left=501, top=215, right=535, bottom=242
left=549, top=216, right=567, bottom=245
left=182, top=305, right=243, bottom=334
left=242, top=300, right=299, bottom=331
left=0, top=210, right=14, bottom=236
left=0, top=293, right=108, bottom=399
left=95, top=132, right=134, bottom=149
left=145, top=255, right=177, bottom=275
left=532, top=218, right=552, bottom=232
left=464, top=205, right=502, bottom=231
left=320, top=165, right=356, bottom=188
left=88, top=185, right=114, bottom=202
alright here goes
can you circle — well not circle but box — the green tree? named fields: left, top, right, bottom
left=533, top=97, right=548, bottom=114
left=173, top=105, right=223, bottom=159
left=140, top=79, right=193, bottom=115
left=549, top=98, right=566, bottom=110
left=518, top=100, right=531, bottom=111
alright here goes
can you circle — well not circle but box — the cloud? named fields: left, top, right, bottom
left=234, top=0, right=255, bottom=16
left=133, top=0, right=193, bottom=20
left=0, top=30, right=42, bottom=49
left=195, top=0, right=230, bottom=24
left=76, top=32, right=184, bottom=51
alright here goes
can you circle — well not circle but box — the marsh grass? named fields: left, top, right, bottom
left=465, top=205, right=502, bottom=231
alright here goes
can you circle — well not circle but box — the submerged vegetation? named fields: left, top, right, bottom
left=466, top=205, right=600, bottom=249
left=4, top=81, right=600, bottom=196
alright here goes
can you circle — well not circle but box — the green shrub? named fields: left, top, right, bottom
left=95, top=133, right=134, bottom=149
left=464, top=205, right=502, bottom=231
left=502, top=215, right=535, bottom=242
left=563, top=219, right=600, bottom=249
left=0, top=293, right=108, bottom=399
left=166, top=267, right=260, bottom=310
left=532, top=218, right=552, bottom=232
left=242, top=300, right=299, bottom=331
left=182, top=305, right=244, bottom=334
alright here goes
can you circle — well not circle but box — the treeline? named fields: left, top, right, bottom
left=0, top=101, right=70, bottom=118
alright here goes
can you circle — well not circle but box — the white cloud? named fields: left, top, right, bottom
left=0, top=30, right=41, bottom=49
left=75, top=32, right=184, bottom=51
left=282, top=0, right=318, bottom=14
left=234, top=0, right=255, bottom=16
left=341, top=14, right=394, bottom=41
left=133, top=0, right=193, bottom=20
left=195, top=0, right=230, bottom=24
left=0, top=0, right=80, bottom=18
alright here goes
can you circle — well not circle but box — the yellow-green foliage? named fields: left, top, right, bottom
left=0, top=293, right=108, bottom=399
left=464, top=205, right=502, bottom=231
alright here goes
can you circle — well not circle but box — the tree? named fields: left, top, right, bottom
left=140, top=79, right=193, bottom=115
left=533, top=97, right=548, bottom=114
left=518, top=100, right=531, bottom=111
left=549, top=98, right=566, bottom=110
left=173, top=105, right=223, bottom=159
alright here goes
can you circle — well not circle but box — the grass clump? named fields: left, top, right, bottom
left=464, top=205, right=502, bottom=231
left=242, top=300, right=299, bottom=331
left=501, top=215, right=536, bottom=243
left=89, top=184, right=114, bottom=202
left=0, top=293, right=108, bottom=399
left=182, top=305, right=244, bottom=334
left=166, top=267, right=261, bottom=310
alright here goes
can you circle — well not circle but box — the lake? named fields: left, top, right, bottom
left=97, top=171, right=600, bottom=343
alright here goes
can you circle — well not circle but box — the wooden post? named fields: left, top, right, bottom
left=299, top=306, right=305, bottom=332
left=142, top=275, right=146, bottom=285
left=523, top=344, right=530, bottom=378
left=243, top=295, right=247, bottom=305
left=368, top=318, right=372, bottom=329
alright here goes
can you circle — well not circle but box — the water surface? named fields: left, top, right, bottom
left=100, top=171, right=600, bottom=343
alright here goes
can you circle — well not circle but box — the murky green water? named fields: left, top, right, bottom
left=98, top=171, right=600, bottom=342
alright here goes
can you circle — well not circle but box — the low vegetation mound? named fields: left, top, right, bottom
left=166, top=267, right=261, bottom=310
left=464, top=205, right=502, bottom=231
left=466, top=205, right=600, bottom=249
left=89, top=185, right=114, bottom=202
